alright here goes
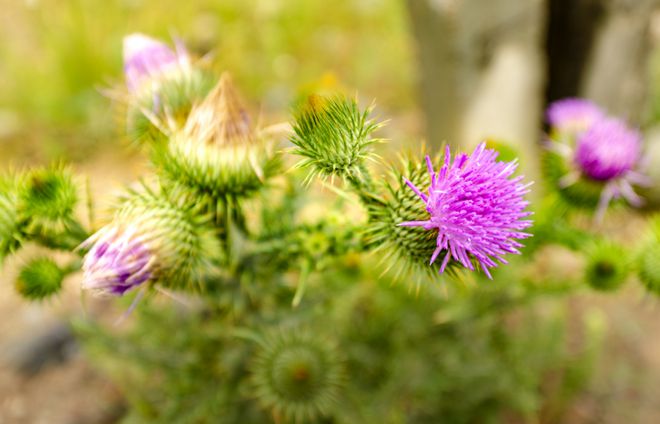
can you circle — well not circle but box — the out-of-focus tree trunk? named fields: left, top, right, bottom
left=406, top=0, right=660, bottom=156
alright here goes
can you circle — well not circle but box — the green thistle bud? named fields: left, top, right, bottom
left=17, top=165, right=78, bottom=237
left=291, top=95, right=381, bottom=183
left=81, top=187, right=221, bottom=295
left=251, top=330, right=344, bottom=423
left=0, top=176, right=23, bottom=263
left=584, top=241, right=628, bottom=291
left=638, top=238, right=660, bottom=295
left=542, top=150, right=603, bottom=209
left=158, top=73, right=280, bottom=201
left=15, top=257, right=64, bottom=300
left=127, top=68, right=215, bottom=145
left=365, top=154, right=453, bottom=282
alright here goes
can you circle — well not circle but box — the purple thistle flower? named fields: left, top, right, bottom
left=81, top=225, right=154, bottom=296
left=399, top=142, right=532, bottom=279
left=123, top=33, right=189, bottom=93
left=546, top=98, right=605, bottom=133
left=575, top=118, right=641, bottom=181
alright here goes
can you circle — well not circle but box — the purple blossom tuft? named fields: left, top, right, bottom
left=81, top=225, right=154, bottom=296
left=575, top=118, right=641, bottom=181
left=546, top=98, right=604, bottom=133
left=123, top=33, right=188, bottom=93
left=399, top=143, right=532, bottom=279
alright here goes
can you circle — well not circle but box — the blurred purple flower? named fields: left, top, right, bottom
left=81, top=225, right=154, bottom=296
left=123, top=33, right=189, bottom=93
left=575, top=118, right=641, bottom=181
left=546, top=98, right=604, bottom=133
left=399, top=142, right=532, bottom=279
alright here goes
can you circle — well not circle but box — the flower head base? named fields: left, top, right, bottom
left=546, top=98, right=604, bottom=134
left=123, top=33, right=189, bottom=93
left=400, top=143, right=532, bottom=278
left=161, top=73, right=280, bottom=200
left=80, top=188, right=221, bottom=296
left=575, top=118, right=641, bottom=181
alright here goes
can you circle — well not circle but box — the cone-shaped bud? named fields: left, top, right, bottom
left=0, top=176, right=23, bottom=263
left=16, top=257, right=64, bottom=300
left=160, top=73, right=279, bottom=199
left=584, top=241, right=628, bottom=291
left=399, top=143, right=532, bottom=279
left=291, top=95, right=381, bottom=181
left=17, top=166, right=78, bottom=237
left=251, top=330, right=344, bottom=423
left=80, top=188, right=221, bottom=296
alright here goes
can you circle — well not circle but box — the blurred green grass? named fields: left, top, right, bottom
left=0, top=0, right=415, bottom=162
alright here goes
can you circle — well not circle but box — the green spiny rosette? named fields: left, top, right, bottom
left=290, top=95, right=382, bottom=184
left=158, top=73, right=280, bottom=202
left=251, top=329, right=344, bottom=423
left=365, top=154, right=449, bottom=281
left=122, top=33, right=215, bottom=146
left=80, top=186, right=221, bottom=296
left=16, top=166, right=85, bottom=246
left=638, top=218, right=660, bottom=295
left=15, top=257, right=65, bottom=300
left=0, top=175, right=23, bottom=263
left=583, top=240, right=629, bottom=291
left=541, top=149, right=604, bottom=209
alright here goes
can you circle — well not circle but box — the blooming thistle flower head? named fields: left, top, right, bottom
left=80, top=188, right=221, bottom=296
left=543, top=113, right=647, bottom=220
left=546, top=98, right=605, bottom=135
left=575, top=118, right=641, bottom=181
left=160, top=73, right=280, bottom=200
left=123, top=33, right=189, bottom=93
left=399, top=143, right=532, bottom=279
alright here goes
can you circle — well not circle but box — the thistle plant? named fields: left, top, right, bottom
left=3, top=33, right=660, bottom=424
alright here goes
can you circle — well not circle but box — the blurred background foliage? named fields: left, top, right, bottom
left=0, top=0, right=415, bottom=163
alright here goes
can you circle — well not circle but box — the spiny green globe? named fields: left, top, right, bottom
left=638, top=241, right=660, bottom=295
left=584, top=241, right=628, bottom=291
left=542, top=150, right=603, bottom=209
left=291, top=95, right=381, bottom=182
left=16, top=257, right=64, bottom=300
left=18, top=166, right=78, bottom=235
left=252, top=330, right=344, bottom=423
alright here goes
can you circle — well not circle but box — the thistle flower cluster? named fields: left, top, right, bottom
left=544, top=98, right=647, bottom=220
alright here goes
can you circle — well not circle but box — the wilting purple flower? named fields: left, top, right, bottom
left=399, top=142, right=532, bottom=278
left=123, top=33, right=189, bottom=93
left=546, top=98, right=604, bottom=133
left=81, top=225, right=154, bottom=296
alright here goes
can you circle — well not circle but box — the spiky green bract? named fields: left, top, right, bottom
left=542, top=150, right=603, bottom=209
left=290, top=95, right=382, bottom=184
left=15, top=257, right=64, bottom=300
left=365, top=154, right=459, bottom=283
left=251, top=329, right=344, bottom=423
left=638, top=219, right=660, bottom=295
left=127, top=68, right=215, bottom=146
left=157, top=73, right=280, bottom=203
left=0, top=175, right=23, bottom=263
left=85, top=185, right=221, bottom=292
left=584, top=240, right=628, bottom=291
